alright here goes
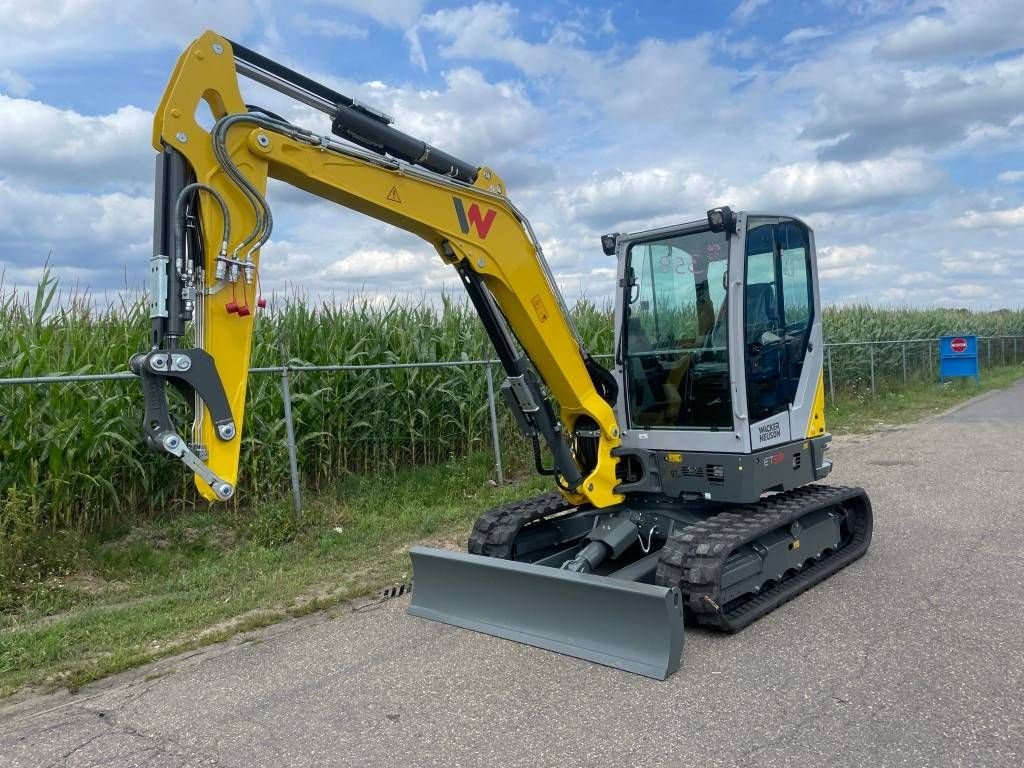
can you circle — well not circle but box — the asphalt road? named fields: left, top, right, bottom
left=3, top=382, right=1023, bottom=767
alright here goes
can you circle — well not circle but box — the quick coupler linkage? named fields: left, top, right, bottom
left=130, top=348, right=236, bottom=500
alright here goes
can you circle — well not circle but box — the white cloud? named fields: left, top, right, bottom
left=292, top=14, right=367, bottom=40
left=407, top=29, right=428, bottom=71
left=419, top=3, right=555, bottom=75
left=877, top=0, right=1024, bottom=60
left=878, top=287, right=908, bottom=301
left=234, top=59, right=548, bottom=185
left=948, top=283, right=988, bottom=298
left=0, top=180, right=150, bottom=288
left=560, top=168, right=714, bottom=228
left=317, top=0, right=425, bottom=28
left=731, top=0, right=769, bottom=24
left=734, top=156, right=943, bottom=211
left=818, top=244, right=876, bottom=268
left=801, top=51, right=1024, bottom=160
left=553, top=267, right=618, bottom=303
left=556, top=154, right=942, bottom=243
left=600, top=37, right=728, bottom=121
left=0, top=68, right=31, bottom=96
left=368, top=68, right=544, bottom=166
left=323, top=248, right=446, bottom=279
left=824, top=0, right=907, bottom=17
left=0, top=95, right=151, bottom=192
left=783, top=27, right=832, bottom=45
left=941, top=250, right=1017, bottom=275
left=313, top=0, right=426, bottom=67
left=0, top=0, right=263, bottom=67
left=895, top=270, right=938, bottom=286
left=258, top=241, right=459, bottom=298
left=955, top=205, right=1024, bottom=228
left=547, top=239, right=609, bottom=275
left=816, top=244, right=897, bottom=281
left=600, top=10, right=616, bottom=35
left=419, top=4, right=731, bottom=121
left=998, top=170, right=1024, bottom=183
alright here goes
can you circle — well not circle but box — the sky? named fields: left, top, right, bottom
left=1, top=0, right=1023, bottom=309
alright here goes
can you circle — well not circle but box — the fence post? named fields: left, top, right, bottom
left=485, top=365, right=505, bottom=486
left=987, top=337, right=992, bottom=368
left=901, top=342, right=907, bottom=384
left=1015, top=336, right=1018, bottom=365
left=826, top=345, right=835, bottom=403
left=928, top=342, right=934, bottom=381
left=279, top=364, right=302, bottom=522
left=869, top=345, right=876, bottom=396
left=1001, top=336, right=1005, bottom=367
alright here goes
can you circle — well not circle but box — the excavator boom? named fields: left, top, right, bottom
left=140, top=31, right=621, bottom=508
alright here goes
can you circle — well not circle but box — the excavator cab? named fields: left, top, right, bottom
left=609, top=210, right=828, bottom=497
left=606, top=214, right=823, bottom=468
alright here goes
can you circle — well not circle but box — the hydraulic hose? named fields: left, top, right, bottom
left=173, top=182, right=229, bottom=273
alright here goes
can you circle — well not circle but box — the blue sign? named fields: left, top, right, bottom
left=939, top=335, right=979, bottom=383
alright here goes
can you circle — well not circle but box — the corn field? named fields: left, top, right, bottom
left=2, top=271, right=1023, bottom=532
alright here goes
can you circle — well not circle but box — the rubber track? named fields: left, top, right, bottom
left=467, top=492, right=576, bottom=559
left=655, top=484, right=872, bottom=632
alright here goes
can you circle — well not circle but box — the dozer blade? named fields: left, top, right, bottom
left=407, top=546, right=684, bottom=679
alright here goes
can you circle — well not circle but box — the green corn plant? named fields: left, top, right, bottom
left=2, top=271, right=1024, bottom=534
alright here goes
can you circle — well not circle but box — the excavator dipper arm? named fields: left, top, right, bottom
left=140, top=31, right=622, bottom=507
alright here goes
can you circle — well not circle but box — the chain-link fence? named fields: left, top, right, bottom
left=2, top=336, right=1022, bottom=521
left=823, top=336, right=1023, bottom=400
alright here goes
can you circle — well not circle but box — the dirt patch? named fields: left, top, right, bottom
left=180, top=526, right=237, bottom=550
left=98, top=524, right=237, bottom=554
left=56, top=571, right=125, bottom=597
left=100, top=526, right=171, bottom=552
left=402, top=533, right=464, bottom=553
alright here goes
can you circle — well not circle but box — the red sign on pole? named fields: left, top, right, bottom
left=951, top=337, right=968, bottom=353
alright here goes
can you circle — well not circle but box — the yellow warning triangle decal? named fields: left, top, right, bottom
left=387, top=186, right=402, bottom=203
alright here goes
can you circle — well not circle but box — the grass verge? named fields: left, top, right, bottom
left=2, top=367, right=1022, bottom=699
left=0, top=452, right=547, bottom=698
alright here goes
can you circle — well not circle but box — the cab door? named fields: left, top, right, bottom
left=739, top=216, right=823, bottom=449
left=612, top=219, right=750, bottom=455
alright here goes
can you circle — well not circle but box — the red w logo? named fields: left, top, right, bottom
left=453, top=197, right=497, bottom=239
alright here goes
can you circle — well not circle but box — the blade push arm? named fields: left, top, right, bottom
left=142, top=31, right=623, bottom=507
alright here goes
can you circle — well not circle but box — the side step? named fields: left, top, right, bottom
left=408, top=547, right=684, bottom=680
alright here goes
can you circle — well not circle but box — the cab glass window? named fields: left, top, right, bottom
left=624, top=229, right=732, bottom=430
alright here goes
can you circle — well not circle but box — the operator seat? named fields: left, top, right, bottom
left=626, top=318, right=670, bottom=425
left=745, top=283, right=778, bottom=344
left=745, top=283, right=783, bottom=419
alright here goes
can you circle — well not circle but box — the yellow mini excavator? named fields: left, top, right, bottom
left=134, top=32, right=872, bottom=679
